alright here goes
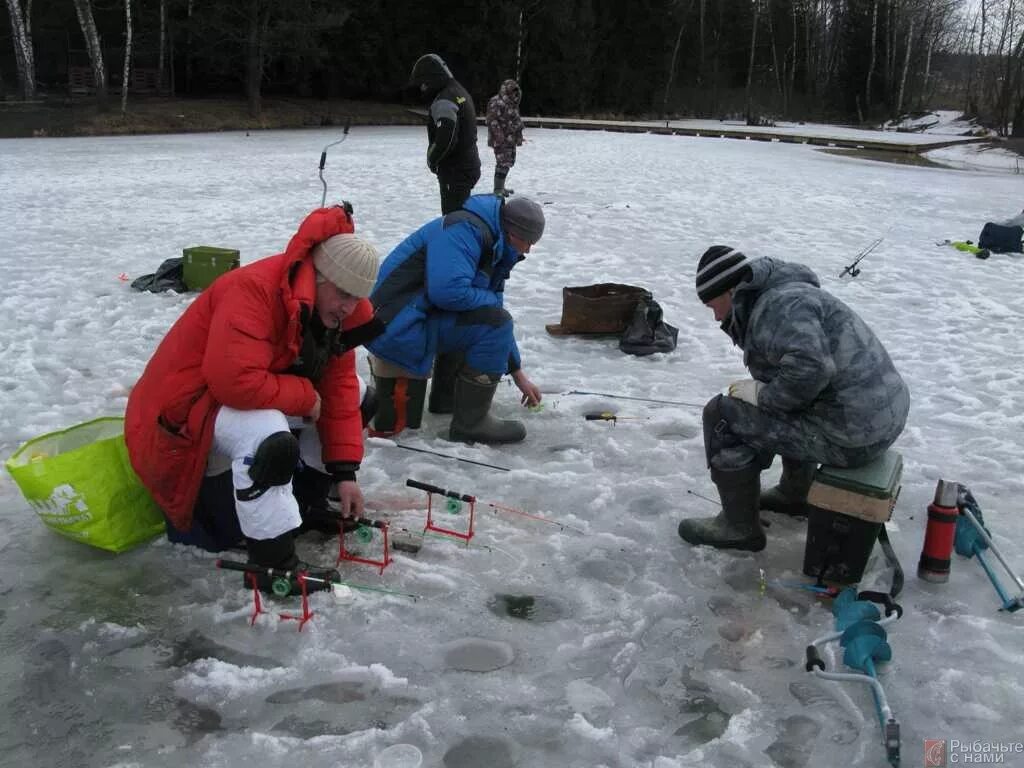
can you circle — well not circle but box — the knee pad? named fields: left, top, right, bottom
left=702, top=395, right=729, bottom=465
left=247, top=431, right=299, bottom=488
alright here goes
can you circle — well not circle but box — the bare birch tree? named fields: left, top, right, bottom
left=896, top=17, right=914, bottom=114
left=121, top=0, right=132, bottom=116
left=865, top=0, right=879, bottom=113
left=5, top=0, right=35, bottom=99
left=745, top=0, right=760, bottom=122
left=766, top=0, right=786, bottom=114
left=158, top=0, right=166, bottom=92
left=662, top=0, right=697, bottom=116
left=515, top=1, right=544, bottom=82
left=71, top=0, right=108, bottom=110
left=699, top=0, right=706, bottom=83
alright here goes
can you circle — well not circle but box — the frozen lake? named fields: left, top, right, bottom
left=1, top=124, right=1022, bottom=768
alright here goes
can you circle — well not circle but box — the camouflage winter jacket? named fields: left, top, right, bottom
left=725, top=257, right=910, bottom=449
left=486, top=80, right=525, bottom=150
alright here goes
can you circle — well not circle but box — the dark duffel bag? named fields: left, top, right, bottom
left=978, top=222, right=1023, bottom=253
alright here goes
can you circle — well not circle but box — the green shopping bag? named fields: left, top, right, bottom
left=5, top=417, right=165, bottom=552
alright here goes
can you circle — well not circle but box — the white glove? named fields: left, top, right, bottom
left=727, top=379, right=762, bottom=406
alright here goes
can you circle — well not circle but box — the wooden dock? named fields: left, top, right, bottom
left=517, top=116, right=985, bottom=154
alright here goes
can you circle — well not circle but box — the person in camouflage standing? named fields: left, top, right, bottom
left=486, top=79, right=525, bottom=197
left=678, top=246, right=910, bottom=552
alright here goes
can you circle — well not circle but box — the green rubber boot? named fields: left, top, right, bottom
left=449, top=369, right=526, bottom=444
left=428, top=352, right=463, bottom=414
left=760, top=458, right=818, bottom=518
left=678, top=465, right=766, bottom=552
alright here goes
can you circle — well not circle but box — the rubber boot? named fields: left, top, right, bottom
left=245, top=530, right=340, bottom=596
left=428, top=352, right=462, bottom=414
left=292, top=467, right=359, bottom=535
left=360, top=384, right=378, bottom=428
left=370, top=374, right=427, bottom=436
left=760, top=458, right=818, bottom=518
left=449, top=369, right=526, bottom=444
left=493, top=170, right=512, bottom=198
left=677, top=465, right=766, bottom=552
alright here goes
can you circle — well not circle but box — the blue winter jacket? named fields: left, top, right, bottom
left=367, top=195, right=523, bottom=377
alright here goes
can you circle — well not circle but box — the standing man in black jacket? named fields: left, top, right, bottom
left=408, top=53, right=482, bottom=215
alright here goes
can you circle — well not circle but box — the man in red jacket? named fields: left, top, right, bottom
left=125, top=206, right=381, bottom=591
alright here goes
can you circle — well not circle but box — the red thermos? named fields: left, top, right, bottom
left=918, top=479, right=960, bottom=583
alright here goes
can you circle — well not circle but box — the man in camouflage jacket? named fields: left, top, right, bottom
left=678, top=246, right=910, bottom=552
left=486, top=79, right=525, bottom=196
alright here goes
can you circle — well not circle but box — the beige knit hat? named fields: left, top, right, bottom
left=311, top=234, right=380, bottom=298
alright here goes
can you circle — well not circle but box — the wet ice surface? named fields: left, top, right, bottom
left=1, top=126, right=1023, bottom=767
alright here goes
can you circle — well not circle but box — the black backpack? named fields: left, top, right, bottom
left=978, top=222, right=1023, bottom=253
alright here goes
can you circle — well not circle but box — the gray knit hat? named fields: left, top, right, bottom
left=501, top=197, right=546, bottom=244
left=695, top=245, right=753, bottom=303
left=312, top=234, right=380, bottom=298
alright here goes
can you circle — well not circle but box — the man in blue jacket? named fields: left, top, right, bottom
left=408, top=53, right=481, bottom=214
left=679, top=246, right=910, bottom=552
left=368, top=195, right=545, bottom=444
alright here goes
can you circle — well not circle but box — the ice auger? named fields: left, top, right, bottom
left=804, top=588, right=903, bottom=766
left=955, top=486, right=1024, bottom=613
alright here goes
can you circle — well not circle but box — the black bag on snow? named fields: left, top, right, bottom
left=131, top=257, right=188, bottom=293
left=619, top=295, right=679, bottom=356
left=978, top=223, right=1023, bottom=253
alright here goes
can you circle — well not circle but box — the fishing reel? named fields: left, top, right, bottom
left=407, top=479, right=477, bottom=544
left=337, top=517, right=392, bottom=574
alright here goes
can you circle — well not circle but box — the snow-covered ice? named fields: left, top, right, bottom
left=1, top=124, right=1023, bottom=768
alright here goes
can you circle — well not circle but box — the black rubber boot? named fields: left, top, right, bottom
left=677, top=465, right=766, bottom=552
left=245, top=531, right=340, bottom=595
left=760, top=458, right=818, bottom=518
left=449, top=369, right=526, bottom=444
left=293, top=466, right=361, bottom=535
left=493, top=170, right=512, bottom=197
left=360, top=384, right=378, bottom=428
left=428, top=352, right=462, bottom=414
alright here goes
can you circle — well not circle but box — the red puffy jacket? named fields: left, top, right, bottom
left=125, top=207, right=373, bottom=531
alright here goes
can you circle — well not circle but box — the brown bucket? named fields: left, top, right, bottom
left=545, top=284, right=650, bottom=336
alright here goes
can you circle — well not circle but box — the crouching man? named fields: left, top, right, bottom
left=125, top=206, right=381, bottom=590
left=367, top=194, right=545, bottom=444
left=678, top=246, right=910, bottom=552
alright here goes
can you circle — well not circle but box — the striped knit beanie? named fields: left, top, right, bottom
left=695, top=245, right=753, bottom=303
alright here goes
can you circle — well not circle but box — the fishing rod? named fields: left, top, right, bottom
left=686, top=489, right=720, bottom=506
left=688, top=487, right=775, bottom=528
left=486, top=500, right=587, bottom=534
left=216, top=558, right=418, bottom=600
left=839, top=237, right=884, bottom=279
left=392, top=442, right=511, bottom=472
left=584, top=411, right=647, bottom=424
left=390, top=525, right=518, bottom=562
left=406, top=479, right=477, bottom=543
left=318, top=119, right=352, bottom=208
left=562, top=390, right=704, bottom=408
left=406, top=478, right=586, bottom=537
left=215, top=558, right=419, bottom=631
